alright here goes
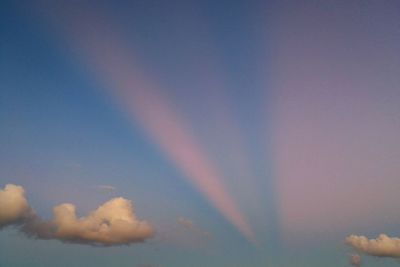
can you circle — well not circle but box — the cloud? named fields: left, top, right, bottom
left=177, top=217, right=194, bottom=229
left=0, top=183, right=154, bottom=246
left=349, top=254, right=361, bottom=267
left=346, top=234, right=400, bottom=258
left=176, top=216, right=212, bottom=240
left=95, top=185, right=116, bottom=193
left=0, top=184, right=32, bottom=228
left=50, top=197, right=154, bottom=245
left=21, top=215, right=56, bottom=239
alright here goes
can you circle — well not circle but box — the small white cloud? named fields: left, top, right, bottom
left=176, top=216, right=213, bottom=241
left=0, top=184, right=31, bottom=228
left=177, top=217, right=194, bottom=229
left=346, top=234, right=400, bottom=258
left=96, top=185, right=116, bottom=193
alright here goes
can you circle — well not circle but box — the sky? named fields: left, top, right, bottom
left=0, top=1, right=400, bottom=267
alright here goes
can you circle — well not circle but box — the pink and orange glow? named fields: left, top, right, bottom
left=270, top=1, right=400, bottom=241
left=47, top=5, right=255, bottom=243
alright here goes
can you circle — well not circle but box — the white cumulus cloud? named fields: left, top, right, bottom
left=346, top=234, right=400, bottom=258
left=0, top=184, right=31, bottom=228
left=52, top=197, right=154, bottom=245
left=0, top=183, right=154, bottom=246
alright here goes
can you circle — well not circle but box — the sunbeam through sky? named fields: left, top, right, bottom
left=1, top=1, right=400, bottom=267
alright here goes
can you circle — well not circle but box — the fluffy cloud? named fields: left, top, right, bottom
left=0, top=184, right=31, bottom=228
left=349, top=254, right=361, bottom=267
left=346, top=234, right=400, bottom=258
left=0, top=183, right=154, bottom=246
left=51, top=197, right=154, bottom=245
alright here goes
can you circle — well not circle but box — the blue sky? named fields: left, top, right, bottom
left=1, top=1, right=400, bottom=267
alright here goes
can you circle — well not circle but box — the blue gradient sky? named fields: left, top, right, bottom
left=1, top=1, right=400, bottom=266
